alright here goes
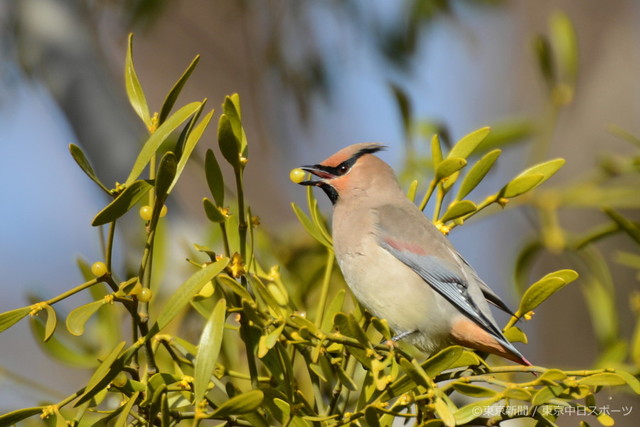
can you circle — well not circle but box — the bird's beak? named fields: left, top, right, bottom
left=298, top=165, right=335, bottom=186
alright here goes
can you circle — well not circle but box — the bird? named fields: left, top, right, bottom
left=295, top=142, right=531, bottom=366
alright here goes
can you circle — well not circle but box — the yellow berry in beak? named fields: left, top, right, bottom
left=289, top=168, right=306, bottom=183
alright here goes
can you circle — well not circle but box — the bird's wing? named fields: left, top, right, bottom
left=450, top=249, right=516, bottom=317
left=372, top=203, right=515, bottom=348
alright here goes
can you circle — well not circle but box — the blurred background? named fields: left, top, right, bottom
left=1, top=0, right=639, bottom=421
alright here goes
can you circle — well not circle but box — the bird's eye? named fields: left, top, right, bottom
left=337, top=164, right=349, bottom=175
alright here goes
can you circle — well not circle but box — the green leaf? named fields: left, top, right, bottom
left=0, top=407, right=45, bottom=425
left=223, top=94, right=247, bottom=155
left=578, top=373, right=627, bottom=387
left=604, top=207, right=640, bottom=244
left=448, top=127, right=490, bottom=160
left=501, top=158, right=566, bottom=198
left=322, top=290, right=345, bottom=332
left=422, top=346, right=465, bottom=377
left=431, top=134, right=443, bottom=168
left=216, top=274, right=252, bottom=301
left=92, top=180, right=153, bottom=226
left=159, top=55, right=200, bottom=124
left=154, top=152, right=178, bottom=203
left=477, top=119, right=534, bottom=152
left=125, top=102, right=202, bottom=186
left=168, top=109, right=214, bottom=194
left=596, top=412, right=615, bottom=427
left=291, top=202, right=332, bottom=248
left=453, top=396, right=502, bottom=425
left=43, top=304, right=57, bottom=342
left=434, top=397, right=455, bottom=427
left=76, top=341, right=126, bottom=406
left=452, top=382, right=499, bottom=398
left=211, top=390, right=264, bottom=417
left=194, top=298, right=227, bottom=403
left=153, top=258, right=229, bottom=332
left=516, top=269, right=578, bottom=316
left=114, top=391, right=140, bottom=427
left=500, top=174, right=544, bottom=199
left=0, top=306, right=31, bottom=333
left=125, top=34, right=150, bottom=128
left=456, top=149, right=501, bottom=200
left=69, top=144, right=110, bottom=194
left=549, top=12, right=578, bottom=86
left=612, top=369, right=640, bottom=394
left=66, top=300, right=105, bottom=336
left=440, top=200, right=477, bottom=223
left=203, top=198, right=226, bottom=223
left=503, top=326, right=528, bottom=344
left=218, top=114, right=240, bottom=168
left=30, top=317, right=99, bottom=368
left=435, top=157, right=467, bottom=181
left=534, top=35, right=554, bottom=87
left=205, top=149, right=225, bottom=206
left=406, top=179, right=419, bottom=202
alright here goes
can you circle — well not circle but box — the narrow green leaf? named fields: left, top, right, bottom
left=422, top=346, right=465, bottom=377
left=501, top=158, right=566, bottom=198
left=448, top=127, right=490, bottom=160
left=205, top=149, right=225, bottom=206
left=321, top=290, right=345, bottom=332
left=0, top=407, right=45, bottom=425
left=612, top=369, right=640, bottom=394
left=125, top=34, right=150, bottom=127
left=125, top=102, right=201, bottom=186
left=456, top=149, right=501, bottom=200
left=516, top=269, right=578, bottom=316
left=69, top=144, right=110, bottom=193
left=434, top=397, right=456, bottom=427
left=218, top=114, right=240, bottom=168
left=454, top=396, right=502, bottom=425
left=578, top=373, right=627, bottom=387
left=365, top=407, right=382, bottom=427
left=194, top=298, right=227, bottom=403
left=92, top=180, right=153, bottom=226
left=154, top=258, right=229, bottom=332
left=43, top=304, right=57, bottom=342
left=203, top=198, right=226, bottom=223
left=154, top=152, right=177, bottom=203
left=503, top=326, right=528, bottom=344
left=608, top=124, right=640, bottom=147
left=0, top=306, right=31, bottom=333
left=114, top=392, right=140, bottom=427
left=211, top=390, right=264, bottom=417
left=440, top=200, right=477, bottom=223
left=596, top=412, right=615, bottom=427
left=168, top=109, right=214, bottom=194
left=436, top=157, right=467, bottom=181
left=216, top=274, right=252, bottom=301
left=500, top=174, right=544, bottom=199
left=452, top=383, right=498, bottom=397
left=604, top=207, right=640, bottom=244
left=534, top=35, right=554, bottom=87
left=159, top=55, right=200, bottom=124
left=224, top=94, right=247, bottom=154
left=550, top=12, right=578, bottom=85
left=407, top=179, right=419, bottom=202
left=66, top=300, right=105, bottom=336
left=30, top=317, right=98, bottom=368
left=431, top=134, right=443, bottom=168
left=291, top=202, right=332, bottom=248
left=77, top=341, right=126, bottom=405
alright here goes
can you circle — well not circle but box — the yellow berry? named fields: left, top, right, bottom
left=112, top=371, right=128, bottom=387
left=159, top=205, right=168, bottom=217
left=289, top=168, right=306, bottom=184
left=137, top=288, right=153, bottom=302
left=91, top=262, right=108, bottom=277
left=139, top=205, right=152, bottom=221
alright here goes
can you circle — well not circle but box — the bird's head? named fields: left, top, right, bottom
left=296, top=143, right=400, bottom=205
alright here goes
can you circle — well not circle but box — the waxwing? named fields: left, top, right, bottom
left=297, top=143, right=531, bottom=366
